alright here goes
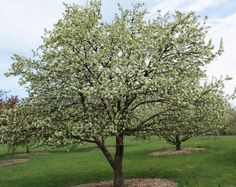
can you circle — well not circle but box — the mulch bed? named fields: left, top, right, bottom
left=149, top=147, right=207, bottom=156
left=0, top=159, right=27, bottom=167
left=71, top=178, right=177, bottom=187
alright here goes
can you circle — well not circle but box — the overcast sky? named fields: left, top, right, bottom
left=0, top=0, right=236, bottom=104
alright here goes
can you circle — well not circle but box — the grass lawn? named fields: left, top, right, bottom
left=0, top=136, right=235, bottom=187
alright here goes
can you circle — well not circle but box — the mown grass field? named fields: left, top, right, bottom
left=0, top=136, right=235, bottom=187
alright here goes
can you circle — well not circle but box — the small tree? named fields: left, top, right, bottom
left=156, top=82, right=227, bottom=150
left=6, top=1, right=224, bottom=186
left=0, top=91, right=20, bottom=153
left=220, top=106, right=236, bottom=135
left=0, top=102, right=37, bottom=154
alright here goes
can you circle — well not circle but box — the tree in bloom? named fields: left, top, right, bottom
left=0, top=90, right=21, bottom=153
left=0, top=101, right=40, bottom=154
left=154, top=81, right=228, bottom=150
left=6, top=1, right=225, bottom=186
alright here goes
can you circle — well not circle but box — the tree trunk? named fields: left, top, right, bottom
left=95, top=135, right=124, bottom=187
left=175, top=135, right=181, bottom=150
left=113, top=135, right=124, bottom=187
left=26, top=145, right=30, bottom=153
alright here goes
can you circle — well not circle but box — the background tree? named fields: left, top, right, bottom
left=0, top=90, right=20, bottom=153
left=0, top=90, right=18, bottom=110
left=156, top=82, right=227, bottom=150
left=6, top=1, right=224, bottom=186
left=220, top=106, right=236, bottom=135
left=0, top=102, right=38, bottom=154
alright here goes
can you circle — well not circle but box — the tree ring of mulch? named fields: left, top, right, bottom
left=149, top=147, right=207, bottom=156
left=13, top=152, right=48, bottom=158
left=0, top=159, right=27, bottom=167
left=71, top=178, right=177, bottom=187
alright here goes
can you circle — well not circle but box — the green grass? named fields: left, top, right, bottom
left=0, top=136, right=236, bottom=187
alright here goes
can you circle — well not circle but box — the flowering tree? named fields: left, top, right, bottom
left=0, top=101, right=38, bottom=154
left=219, top=106, right=236, bottom=135
left=0, top=90, right=21, bottom=153
left=6, top=1, right=224, bottom=186
left=155, top=82, right=227, bottom=150
left=0, top=91, right=18, bottom=110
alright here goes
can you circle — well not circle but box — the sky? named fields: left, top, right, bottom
left=0, top=0, right=236, bottom=104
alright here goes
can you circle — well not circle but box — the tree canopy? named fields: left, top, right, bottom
left=154, top=82, right=227, bottom=150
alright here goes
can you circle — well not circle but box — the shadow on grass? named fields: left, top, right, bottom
left=208, top=151, right=236, bottom=167
left=0, top=169, right=113, bottom=187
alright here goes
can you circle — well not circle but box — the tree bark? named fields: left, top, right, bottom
left=175, top=135, right=181, bottom=150
left=113, top=135, right=124, bottom=187
left=26, top=145, right=30, bottom=153
left=95, top=138, right=115, bottom=170
left=95, top=135, right=124, bottom=187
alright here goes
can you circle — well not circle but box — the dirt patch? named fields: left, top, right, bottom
left=13, top=152, right=48, bottom=158
left=0, top=159, right=27, bottom=167
left=149, top=147, right=207, bottom=156
left=71, top=178, right=177, bottom=187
